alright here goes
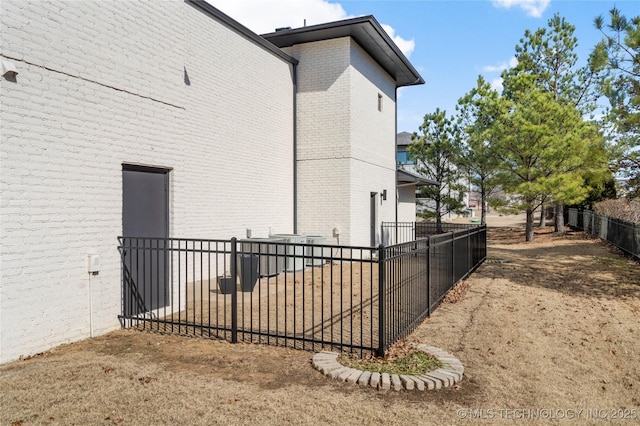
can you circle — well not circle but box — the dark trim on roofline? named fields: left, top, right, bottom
left=185, top=0, right=298, bottom=65
left=397, top=169, right=438, bottom=186
left=262, top=15, right=423, bottom=87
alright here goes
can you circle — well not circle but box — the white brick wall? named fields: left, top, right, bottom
left=0, top=0, right=294, bottom=363
left=397, top=186, right=417, bottom=222
left=290, top=37, right=398, bottom=247
left=348, top=41, right=397, bottom=247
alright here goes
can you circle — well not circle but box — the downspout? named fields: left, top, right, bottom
left=394, top=87, right=398, bottom=225
left=293, top=62, right=298, bottom=234
left=394, top=87, right=399, bottom=245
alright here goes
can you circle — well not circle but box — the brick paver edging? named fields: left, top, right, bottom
left=312, top=344, right=464, bottom=391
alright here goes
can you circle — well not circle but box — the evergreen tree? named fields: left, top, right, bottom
left=593, top=8, right=640, bottom=199
left=494, top=76, right=601, bottom=241
left=408, top=109, right=467, bottom=233
left=503, top=13, right=605, bottom=231
left=456, top=76, right=504, bottom=225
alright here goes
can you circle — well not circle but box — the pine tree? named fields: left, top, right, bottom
left=593, top=8, right=640, bottom=199
left=494, top=76, right=601, bottom=241
left=503, top=14, right=605, bottom=231
left=456, top=76, right=504, bottom=225
left=408, top=109, right=467, bottom=233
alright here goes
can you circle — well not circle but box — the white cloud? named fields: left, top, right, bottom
left=491, top=0, right=551, bottom=18
left=206, top=0, right=350, bottom=34
left=483, top=64, right=506, bottom=72
left=482, top=56, right=518, bottom=72
left=381, top=24, right=415, bottom=58
left=205, top=0, right=415, bottom=58
left=491, top=77, right=504, bottom=91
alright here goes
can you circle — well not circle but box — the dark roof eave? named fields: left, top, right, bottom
left=397, top=169, right=438, bottom=186
left=262, top=16, right=423, bottom=87
left=186, top=0, right=298, bottom=66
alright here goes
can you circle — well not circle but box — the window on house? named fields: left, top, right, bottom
left=378, top=93, right=383, bottom=112
left=397, top=150, right=416, bottom=165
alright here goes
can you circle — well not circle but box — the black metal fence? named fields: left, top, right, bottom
left=382, top=221, right=481, bottom=245
left=118, top=225, right=486, bottom=357
left=378, top=225, right=486, bottom=352
left=567, top=208, right=639, bottom=259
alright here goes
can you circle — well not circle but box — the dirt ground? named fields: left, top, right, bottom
left=2, top=214, right=639, bottom=425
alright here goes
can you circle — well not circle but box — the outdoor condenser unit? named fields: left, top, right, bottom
left=239, top=238, right=285, bottom=277
left=268, top=234, right=307, bottom=272
left=304, top=235, right=327, bottom=266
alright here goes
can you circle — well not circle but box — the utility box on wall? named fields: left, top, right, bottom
left=87, top=255, right=100, bottom=274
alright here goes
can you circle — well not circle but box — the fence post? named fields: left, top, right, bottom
left=635, top=223, right=639, bottom=258
left=483, top=225, right=487, bottom=261
left=426, top=236, right=431, bottom=317
left=450, top=232, right=455, bottom=288
left=230, top=237, right=238, bottom=344
left=377, top=244, right=386, bottom=358
left=467, top=228, right=472, bottom=272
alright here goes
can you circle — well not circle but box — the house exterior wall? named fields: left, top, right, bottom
left=347, top=41, right=397, bottom=248
left=286, top=38, right=397, bottom=247
left=0, top=0, right=294, bottom=363
left=283, top=39, right=351, bottom=241
left=397, top=186, right=417, bottom=222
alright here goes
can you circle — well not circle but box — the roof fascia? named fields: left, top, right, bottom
left=397, top=169, right=438, bottom=186
left=358, top=15, right=424, bottom=86
left=262, top=16, right=423, bottom=87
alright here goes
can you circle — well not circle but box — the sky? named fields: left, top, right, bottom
left=206, top=0, right=638, bottom=133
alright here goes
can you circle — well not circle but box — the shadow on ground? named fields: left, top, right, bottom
left=480, top=226, right=640, bottom=300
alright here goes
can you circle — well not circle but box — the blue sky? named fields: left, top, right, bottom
left=207, top=0, right=638, bottom=133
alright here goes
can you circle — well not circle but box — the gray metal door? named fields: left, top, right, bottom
left=122, top=166, right=169, bottom=316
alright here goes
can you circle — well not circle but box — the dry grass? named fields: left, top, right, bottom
left=137, top=260, right=379, bottom=353
left=2, top=215, right=639, bottom=425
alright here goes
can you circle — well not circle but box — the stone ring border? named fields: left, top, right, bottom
left=312, top=344, right=464, bottom=391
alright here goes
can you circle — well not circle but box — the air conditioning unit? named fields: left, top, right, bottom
left=239, top=238, right=285, bottom=277
left=304, top=235, right=327, bottom=266
left=268, top=234, right=307, bottom=272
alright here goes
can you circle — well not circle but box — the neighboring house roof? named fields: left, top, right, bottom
left=187, top=0, right=298, bottom=65
left=397, top=169, right=438, bottom=186
left=262, top=17, right=424, bottom=87
left=397, top=131, right=413, bottom=147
